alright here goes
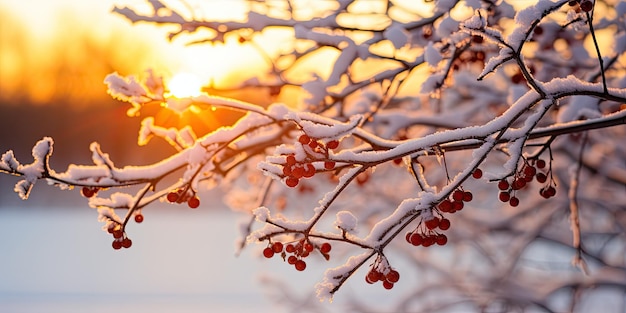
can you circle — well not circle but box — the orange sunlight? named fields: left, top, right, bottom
left=0, top=0, right=263, bottom=110
left=167, top=72, right=203, bottom=98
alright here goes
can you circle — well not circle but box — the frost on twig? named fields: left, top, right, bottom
left=5, top=137, right=54, bottom=199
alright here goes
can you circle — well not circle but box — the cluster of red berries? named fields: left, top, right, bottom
left=107, top=223, right=132, bottom=250
left=166, top=188, right=200, bottom=209
left=536, top=161, right=557, bottom=199
left=282, top=134, right=339, bottom=188
left=402, top=171, right=478, bottom=249
left=365, top=257, right=400, bottom=290
left=262, top=238, right=332, bottom=272
left=81, top=186, right=100, bottom=198
left=569, top=0, right=593, bottom=12
left=496, top=158, right=556, bottom=206
left=406, top=215, right=451, bottom=247
left=436, top=186, right=473, bottom=214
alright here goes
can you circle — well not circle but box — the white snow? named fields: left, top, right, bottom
left=104, top=73, right=149, bottom=115
left=1, top=150, right=19, bottom=172
left=384, top=23, right=410, bottom=49
left=464, top=0, right=482, bottom=10
left=315, top=252, right=371, bottom=302
left=436, top=16, right=460, bottom=38
left=557, top=96, right=601, bottom=123
left=89, top=192, right=134, bottom=209
left=424, top=41, right=443, bottom=67
left=334, top=211, right=357, bottom=233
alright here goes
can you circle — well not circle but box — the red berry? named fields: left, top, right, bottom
left=324, top=161, right=336, bottom=170
left=472, top=168, right=483, bottom=179
left=512, top=178, right=526, bottom=190
left=499, top=191, right=511, bottom=202
left=272, top=242, right=284, bottom=253
left=285, top=176, right=299, bottom=187
left=509, top=196, right=520, bottom=207
left=536, top=173, right=548, bottom=183
left=523, top=173, right=534, bottom=183
left=463, top=191, right=473, bottom=202
left=81, top=187, right=94, bottom=198
left=438, top=199, right=452, bottom=213
left=410, top=233, right=423, bottom=246
left=166, top=192, right=179, bottom=203
left=295, top=260, right=307, bottom=271
left=436, top=234, right=448, bottom=246
left=386, top=270, right=400, bottom=283
left=308, top=140, right=319, bottom=149
left=134, top=214, right=144, bottom=223
left=287, top=255, right=297, bottom=264
left=298, top=134, right=311, bottom=144
left=356, top=173, right=369, bottom=185
left=326, top=140, right=339, bottom=150
left=304, top=243, right=314, bottom=253
left=472, top=35, right=484, bottom=44
left=80, top=187, right=98, bottom=198
left=285, top=244, right=295, bottom=253
left=425, top=218, right=439, bottom=230
left=452, top=201, right=464, bottom=211
left=112, top=240, right=122, bottom=250
left=525, top=165, right=537, bottom=176
left=187, top=197, right=200, bottom=209
left=382, top=280, right=394, bottom=290
left=367, top=270, right=382, bottom=283
left=320, top=242, right=332, bottom=254
left=536, top=159, right=546, bottom=169
left=452, top=190, right=464, bottom=201
left=263, top=247, right=275, bottom=258
left=498, top=180, right=509, bottom=191
left=286, top=155, right=297, bottom=165
left=282, top=165, right=292, bottom=176
left=303, top=163, right=316, bottom=178
left=422, top=235, right=435, bottom=247
left=439, top=218, right=451, bottom=230
left=112, top=229, right=124, bottom=239
left=511, top=72, right=524, bottom=84
left=122, top=238, right=132, bottom=249
left=291, top=166, right=305, bottom=178
left=534, top=25, right=543, bottom=35
left=580, top=0, right=593, bottom=12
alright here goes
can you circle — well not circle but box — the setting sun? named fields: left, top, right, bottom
left=167, top=72, right=203, bottom=98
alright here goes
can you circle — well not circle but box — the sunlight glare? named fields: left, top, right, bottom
left=167, top=72, right=203, bottom=98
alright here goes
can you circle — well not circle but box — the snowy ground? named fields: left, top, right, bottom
left=0, top=206, right=295, bottom=313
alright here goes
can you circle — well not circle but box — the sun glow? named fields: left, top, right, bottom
left=167, top=72, right=203, bottom=98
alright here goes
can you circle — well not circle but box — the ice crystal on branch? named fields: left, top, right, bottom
left=2, top=0, right=626, bottom=310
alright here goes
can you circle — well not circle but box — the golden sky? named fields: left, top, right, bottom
left=0, top=0, right=265, bottom=106
left=0, top=0, right=547, bottom=108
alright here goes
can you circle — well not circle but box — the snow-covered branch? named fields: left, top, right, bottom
left=2, top=0, right=626, bottom=310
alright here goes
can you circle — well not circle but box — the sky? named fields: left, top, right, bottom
left=0, top=0, right=269, bottom=106
left=0, top=0, right=541, bottom=107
